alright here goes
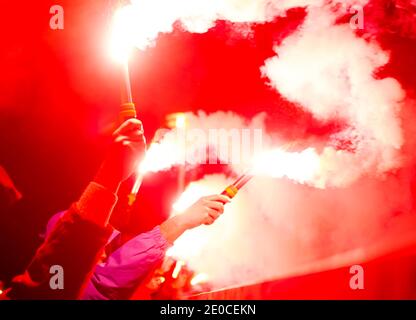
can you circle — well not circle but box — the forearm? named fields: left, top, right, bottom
left=77, top=181, right=119, bottom=227
left=159, top=215, right=191, bottom=244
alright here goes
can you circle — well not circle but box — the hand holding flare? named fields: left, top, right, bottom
left=109, top=5, right=145, bottom=208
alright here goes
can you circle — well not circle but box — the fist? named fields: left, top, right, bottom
left=96, top=119, right=146, bottom=191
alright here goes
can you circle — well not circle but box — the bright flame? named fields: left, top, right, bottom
left=252, top=148, right=321, bottom=184
left=190, top=273, right=209, bottom=286
left=175, top=114, right=187, bottom=129
left=166, top=113, right=188, bottom=129
left=108, top=0, right=295, bottom=53
left=109, top=6, right=135, bottom=63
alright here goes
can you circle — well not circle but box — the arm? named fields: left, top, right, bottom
left=82, top=226, right=170, bottom=300
left=5, top=119, right=146, bottom=300
left=81, top=195, right=230, bottom=300
left=7, top=183, right=117, bottom=300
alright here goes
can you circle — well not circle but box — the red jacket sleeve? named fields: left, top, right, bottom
left=6, top=182, right=116, bottom=300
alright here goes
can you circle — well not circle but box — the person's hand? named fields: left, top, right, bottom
left=160, top=194, right=231, bottom=244
left=180, top=195, right=231, bottom=229
left=95, top=119, right=146, bottom=192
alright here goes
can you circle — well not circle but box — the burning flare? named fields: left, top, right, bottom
left=109, top=5, right=136, bottom=63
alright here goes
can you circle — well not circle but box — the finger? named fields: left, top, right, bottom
left=205, top=194, right=231, bottom=204
left=125, top=130, right=146, bottom=142
left=207, top=208, right=220, bottom=220
left=114, top=119, right=143, bottom=136
left=205, top=200, right=224, bottom=214
left=204, top=216, right=215, bottom=225
left=115, top=131, right=146, bottom=143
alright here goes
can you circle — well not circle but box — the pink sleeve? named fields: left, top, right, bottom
left=81, top=226, right=171, bottom=300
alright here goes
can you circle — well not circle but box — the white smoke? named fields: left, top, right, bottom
left=141, top=111, right=267, bottom=173
left=261, top=6, right=405, bottom=187
left=120, top=0, right=370, bottom=50
left=169, top=171, right=415, bottom=289
left=121, top=0, right=406, bottom=187
left=120, top=0, right=282, bottom=50
left=117, top=0, right=416, bottom=289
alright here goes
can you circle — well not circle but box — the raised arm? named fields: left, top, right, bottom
left=4, top=119, right=146, bottom=300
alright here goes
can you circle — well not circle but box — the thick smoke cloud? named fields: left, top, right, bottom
left=125, top=0, right=407, bottom=187
left=119, top=0, right=416, bottom=288
left=123, top=0, right=370, bottom=49
left=262, top=6, right=405, bottom=187
left=168, top=170, right=415, bottom=288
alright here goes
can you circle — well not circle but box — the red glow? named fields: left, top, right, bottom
left=1, top=1, right=416, bottom=300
